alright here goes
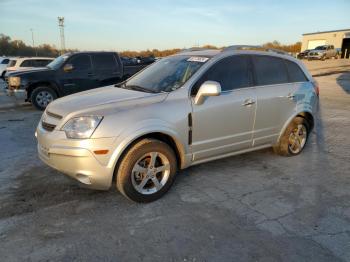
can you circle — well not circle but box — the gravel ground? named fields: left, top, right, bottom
left=0, top=60, right=349, bottom=261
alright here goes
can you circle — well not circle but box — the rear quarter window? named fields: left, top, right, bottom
left=285, top=60, right=308, bottom=83
left=253, top=56, right=289, bottom=86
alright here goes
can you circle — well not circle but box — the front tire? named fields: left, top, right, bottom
left=116, top=139, right=177, bottom=202
left=274, top=117, right=310, bottom=156
left=31, top=86, right=57, bottom=111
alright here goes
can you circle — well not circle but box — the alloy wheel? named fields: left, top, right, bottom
left=131, top=151, right=171, bottom=195
left=288, top=124, right=307, bottom=154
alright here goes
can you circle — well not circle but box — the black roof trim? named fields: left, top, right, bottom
left=302, top=29, right=350, bottom=36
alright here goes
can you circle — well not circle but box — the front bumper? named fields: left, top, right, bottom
left=6, top=89, right=27, bottom=100
left=308, top=53, right=324, bottom=60
left=36, top=124, right=116, bottom=190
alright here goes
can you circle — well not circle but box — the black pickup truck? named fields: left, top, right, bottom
left=6, top=51, right=149, bottom=110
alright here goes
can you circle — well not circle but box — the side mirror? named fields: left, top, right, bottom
left=63, top=64, right=74, bottom=72
left=194, top=81, right=221, bottom=105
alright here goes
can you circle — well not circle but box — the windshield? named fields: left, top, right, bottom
left=315, top=46, right=326, bottom=50
left=123, top=55, right=209, bottom=93
left=46, top=54, right=69, bottom=69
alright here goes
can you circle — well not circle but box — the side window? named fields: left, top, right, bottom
left=285, top=60, right=308, bottom=83
left=69, top=55, right=92, bottom=70
left=20, top=60, right=33, bottom=67
left=92, top=54, right=118, bottom=70
left=253, top=56, right=289, bottom=86
left=1, top=59, right=9, bottom=64
left=192, top=55, right=251, bottom=94
left=8, top=60, right=16, bottom=67
left=33, top=59, right=52, bottom=67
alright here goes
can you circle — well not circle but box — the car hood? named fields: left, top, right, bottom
left=46, top=86, right=168, bottom=117
left=7, top=67, right=53, bottom=77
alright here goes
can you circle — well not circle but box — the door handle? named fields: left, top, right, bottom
left=242, top=99, right=255, bottom=106
left=87, top=72, right=95, bottom=77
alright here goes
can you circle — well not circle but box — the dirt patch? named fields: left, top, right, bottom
left=0, top=165, right=110, bottom=219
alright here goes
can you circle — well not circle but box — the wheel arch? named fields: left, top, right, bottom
left=27, top=81, right=61, bottom=100
left=278, top=110, right=315, bottom=143
left=296, top=111, right=314, bottom=131
left=110, top=129, right=188, bottom=183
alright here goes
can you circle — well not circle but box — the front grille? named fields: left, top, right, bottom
left=46, top=110, right=62, bottom=120
left=42, top=121, right=56, bottom=132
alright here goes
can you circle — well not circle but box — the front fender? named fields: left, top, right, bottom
left=106, top=119, right=190, bottom=171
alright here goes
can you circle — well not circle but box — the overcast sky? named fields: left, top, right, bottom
left=1, top=0, right=349, bottom=51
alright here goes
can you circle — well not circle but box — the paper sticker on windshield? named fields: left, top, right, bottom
left=187, top=57, right=209, bottom=63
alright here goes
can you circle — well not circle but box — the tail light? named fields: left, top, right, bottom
left=312, top=81, right=319, bottom=96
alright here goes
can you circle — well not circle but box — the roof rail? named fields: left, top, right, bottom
left=178, top=47, right=215, bottom=53
left=223, top=45, right=290, bottom=56
left=223, top=45, right=262, bottom=51
left=265, top=48, right=289, bottom=55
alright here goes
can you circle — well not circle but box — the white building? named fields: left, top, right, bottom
left=301, top=29, right=350, bottom=58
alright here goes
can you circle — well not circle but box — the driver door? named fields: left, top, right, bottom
left=59, top=54, right=98, bottom=95
left=191, top=55, right=257, bottom=161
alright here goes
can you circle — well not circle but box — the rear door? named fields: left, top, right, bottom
left=253, top=55, right=298, bottom=146
left=285, top=59, right=312, bottom=112
left=191, top=55, right=256, bottom=161
left=252, top=55, right=297, bottom=146
left=60, top=54, right=97, bottom=95
left=91, top=53, right=122, bottom=87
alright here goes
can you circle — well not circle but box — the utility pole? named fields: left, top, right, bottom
left=30, top=28, right=37, bottom=56
left=58, top=17, right=66, bottom=54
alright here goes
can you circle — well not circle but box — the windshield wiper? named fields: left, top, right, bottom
left=114, top=81, right=126, bottom=88
left=123, top=85, right=158, bottom=93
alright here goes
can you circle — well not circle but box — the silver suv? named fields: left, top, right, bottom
left=36, top=46, right=319, bottom=202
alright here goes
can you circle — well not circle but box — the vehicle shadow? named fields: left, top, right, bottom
left=336, top=72, right=350, bottom=94
left=0, top=165, right=122, bottom=220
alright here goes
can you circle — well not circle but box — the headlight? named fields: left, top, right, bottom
left=8, top=76, right=21, bottom=88
left=62, top=116, right=103, bottom=139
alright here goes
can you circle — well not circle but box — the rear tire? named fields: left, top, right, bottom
left=31, top=86, right=57, bottom=111
left=116, top=139, right=177, bottom=203
left=274, top=117, right=310, bottom=156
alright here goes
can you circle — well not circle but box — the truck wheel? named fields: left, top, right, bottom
left=116, top=139, right=177, bottom=203
left=273, top=117, right=310, bottom=157
left=31, top=86, right=57, bottom=111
